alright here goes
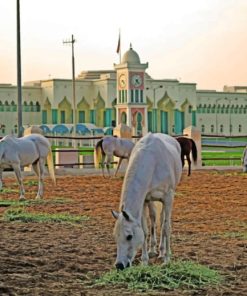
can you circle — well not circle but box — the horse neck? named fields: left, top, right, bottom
left=120, top=152, right=154, bottom=221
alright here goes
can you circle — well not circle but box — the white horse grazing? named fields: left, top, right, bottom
left=94, top=136, right=135, bottom=177
left=112, top=133, right=182, bottom=270
left=0, top=134, right=56, bottom=200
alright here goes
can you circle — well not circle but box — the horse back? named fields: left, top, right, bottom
left=126, top=133, right=182, bottom=192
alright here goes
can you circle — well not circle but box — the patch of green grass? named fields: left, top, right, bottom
left=221, top=232, right=247, bottom=240
left=0, top=197, right=72, bottom=207
left=23, top=180, right=39, bottom=186
left=3, top=208, right=89, bottom=224
left=0, top=188, right=19, bottom=194
left=95, top=260, right=222, bottom=291
left=0, top=199, right=30, bottom=207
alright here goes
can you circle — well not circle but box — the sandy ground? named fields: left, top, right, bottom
left=0, top=169, right=246, bottom=296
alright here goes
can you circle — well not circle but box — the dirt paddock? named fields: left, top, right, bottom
left=0, top=170, right=246, bottom=296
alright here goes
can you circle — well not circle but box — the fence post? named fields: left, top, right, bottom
left=113, top=123, right=132, bottom=172
left=183, top=126, right=202, bottom=170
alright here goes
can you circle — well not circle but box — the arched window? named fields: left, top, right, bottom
left=211, top=125, right=214, bottom=133
left=220, top=124, right=224, bottom=133
left=234, top=105, right=238, bottom=114
left=221, top=105, right=224, bottom=114
left=1, top=124, right=6, bottom=133
left=5, top=100, right=10, bottom=111
left=23, top=101, right=29, bottom=112
left=121, top=112, right=127, bottom=124
left=197, top=104, right=202, bottom=113
left=188, top=105, right=192, bottom=113
left=216, top=104, right=220, bottom=114
left=36, top=101, right=40, bottom=112
left=239, top=125, right=242, bottom=132
left=30, top=101, right=34, bottom=112
left=207, top=104, right=211, bottom=113
left=0, top=101, right=3, bottom=112
left=201, top=125, right=205, bottom=133
left=211, top=104, right=215, bottom=114
left=10, top=101, right=16, bottom=112
left=239, top=105, right=243, bottom=114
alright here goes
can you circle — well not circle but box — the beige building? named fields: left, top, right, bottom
left=0, top=46, right=247, bottom=137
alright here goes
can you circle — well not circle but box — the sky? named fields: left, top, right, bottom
left=0, top=0, right=247, bottom=91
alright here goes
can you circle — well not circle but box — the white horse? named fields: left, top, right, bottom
left=112, top=133, right=182, bottom=270
left=94, top=136, right=135, bottom=177
left=0, top=134, right=56, bottom=200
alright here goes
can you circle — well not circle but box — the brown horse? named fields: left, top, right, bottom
left=176, top=136, right=197, bottom=176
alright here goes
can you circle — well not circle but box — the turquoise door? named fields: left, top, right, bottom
left=160, top=111, right=168, bottom=134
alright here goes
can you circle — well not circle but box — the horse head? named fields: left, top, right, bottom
left=112, top=209, right=144, bottom=270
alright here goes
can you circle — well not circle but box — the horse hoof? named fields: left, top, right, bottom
left=19, top=196, right=26, bottom=201
left=35, top=195, right=42, bottom=200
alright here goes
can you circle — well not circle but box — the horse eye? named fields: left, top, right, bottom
left=126, top=234, right=133, bottom=241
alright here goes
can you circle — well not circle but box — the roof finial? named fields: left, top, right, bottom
left=130, top=43, right=132, bottom=49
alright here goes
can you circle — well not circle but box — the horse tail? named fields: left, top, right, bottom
left=94, top=138, right=104, bottom=168
left=190, top=139, right=198, bottom=163
left=47, top=148, right=56, bottom=185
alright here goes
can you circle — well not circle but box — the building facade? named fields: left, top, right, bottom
left=0, top=45, right=247, bottom=137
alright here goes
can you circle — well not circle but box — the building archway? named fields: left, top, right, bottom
left=121, top=111, right=127, bottom=124
left=136, top=112, right=143, bottom=136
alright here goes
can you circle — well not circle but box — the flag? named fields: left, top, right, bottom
left=116, top=32, right=120, bottom=54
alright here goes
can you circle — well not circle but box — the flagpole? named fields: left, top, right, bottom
left=116, top=29, right=121, bottom=63
left=119, top=29, right=121, bottom=63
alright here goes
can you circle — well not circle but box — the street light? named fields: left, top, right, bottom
left=215, top=98, right=221, bottom=135
left=16, top=0, right=23, bottom=137
left=146, top=85, right=163, bottom=132
left=63, top=34, right=76, bottom=147
left=228, top=98, right=238, bottom=137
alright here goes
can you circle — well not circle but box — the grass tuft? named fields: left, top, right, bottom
left=0, top=198, right=72, bottom=207
left=3, top=207, right=89, bottom=224
left=95, top=260, right=222, bottom=291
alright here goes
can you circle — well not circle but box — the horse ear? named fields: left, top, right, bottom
left=122, top=210, right=130, bottom=221
left=111, top=210, right=119, bottom=220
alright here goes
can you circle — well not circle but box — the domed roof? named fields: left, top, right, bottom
left=122, top=44, right=140, bottom=64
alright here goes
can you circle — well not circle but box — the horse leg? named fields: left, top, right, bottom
left=181, top=153, right=185, bottom=168
left=105, top=154, right=112, bottom=177
left=12, top=164, right=25, bottom=200
left=186, top=154, right=191, bottom=176
left=141, top=202, right=149, bottom=265
left=114, top=157, right=123, bottom=177
left=159, top=189, right=174, bottom=264
left=148, top=201, right=157, bottom=257
left=101, top=154, right=106, bottom=178
left=0, top=168, right=3, bottom=190
left=35, top=159, right=45, bottom=199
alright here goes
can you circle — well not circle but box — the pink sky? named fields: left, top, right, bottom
left=0, top=0, right=247, bottom=91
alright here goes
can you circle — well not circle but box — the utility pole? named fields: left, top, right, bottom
left=16, top=0, right=23, bottom=137
left=63, top=34, right=76, bottom=147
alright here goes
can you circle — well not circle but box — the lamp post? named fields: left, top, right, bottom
left=146, top=85, right=163, bottom=133
left=228, top=98, right=238, bottom=137
left=16, top=0, right=23, bottom=137
left=215, top=98, right=221, bottom=135
left=63, top=34, right=76, bottom=147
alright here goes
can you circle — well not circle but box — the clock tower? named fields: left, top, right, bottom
left=114, top=44, right=148, bottom=136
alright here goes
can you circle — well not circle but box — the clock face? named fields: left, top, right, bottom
left=131, top=74, right=143, bottom=87
left=119, top=74, right=126, bottom=88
